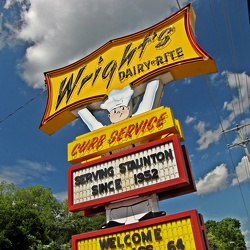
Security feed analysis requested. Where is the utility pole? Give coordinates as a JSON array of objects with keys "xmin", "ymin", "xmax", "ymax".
[{"xmin": 222, "ymin": 124, "xmax": 250, "ymax": 164}]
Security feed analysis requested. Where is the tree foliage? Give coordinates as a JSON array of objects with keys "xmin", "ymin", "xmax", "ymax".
[
  {"xmin": 0, "ymin": 181, "xmax": 247, "ymax": 250},
  {"xmin": 205, "ymin": 217, "xmax": 246, "ymax": 250},
  {"xmin": 0, "ymin": 181, "xmax": 105, "ymax": 250}
]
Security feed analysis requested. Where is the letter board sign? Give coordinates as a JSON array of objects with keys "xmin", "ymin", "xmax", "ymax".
[
  {"xmin": 68, "ymin": 135, "xmax": 196, "ymax": 213},
  {"xmin": 72, "ymin": 210, "xmax": 209, "ymax": 250}
]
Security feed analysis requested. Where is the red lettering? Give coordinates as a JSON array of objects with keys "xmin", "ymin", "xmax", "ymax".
[
  {"xmin": 117, "ymin": 126, "xmax": 127, "ymax": 141},
  {"xmin": 157, "ymin": 112, "xmax": 167, "ymax": 127},
  {"xmin": 79, "ymin": 139, "xmax": 90, "ymax": 153},
  {"xmin": 109, "ymin": 130, "xmax": 118, "ymax": 144},
  {"xmin": 97, "ymin": 134, "xmax": 106, "ymax": 148},
  {"xmin": 135, "ymin": 120, "xmax": 147, "ymax": 135},
  {"xmin": 71, "ymin": 143, "xmax": 80, "ymax": 156},
  {"xmin": 141, "ymin": 119, "xmax": 149, "ymax": 132},
  {"xmin": 147, "ymin": 116, "xmax": 157, "ymax": 130},
  {"xmin": 125, "ymin": 124, "xmax": 135, "ymax": 138},
  {"xmin": 71, "ymin": 134, "xmax": 107, "ymax": 157},
  {"xmin": 87, "ymin": 137, "xmax": 99, "ymax": 150}
]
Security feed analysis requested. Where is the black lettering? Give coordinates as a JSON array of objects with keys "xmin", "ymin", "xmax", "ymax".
[
  {"xmin": 108, "ymin": 166, "xmax": 114, "ymax": 176},
  {"xmin": 143, "ymin": 60, "xmax": 150, "ymax": 70},
  {"xmin": 115, "ymin": 178, "xmax": 122, "ymax": 190},
  {"xmin": 132, "ymin": 233, "xmax": 141, "ymax": 244},
  {"xmin": 109, "ymin": 237, "xmax": 116, "ymax": 248},
  {"xmin": 119, "ymin": 71, "xmax": 126, "ymax": 81},
  {"xmin": 137, "ymin": 64, "xmax": 144, "ymax": 73},
  {"xmin": 74, "ymin": 176, "xmax": 81, "ymax": 186},
  {"xmin": 176, "ymin": 239, "xmax": 185, "ymax": 250},
  {"xmin": 137, "ymin": 173, "xmax": 144, "ymax": 183},
  {"xmin": 92, "ymin": 185, "xmax": 98, "ymax": 196},
  {"xmin": 117, "ymin": 236, "xmax": 124, "ymax": 247},
  {"xmin": 163, "ymin": 52, "xmax": 169, "ymax": 63},
  {"xmin": 91, "ymin": 171, "xmax": 98, "ymax": 181},
  {"xmin": 176, "ymin": 47, "xmax": 184, "ymax": 57},
  {"xmin": 143, "ymin": 156, "xmax": 151, "ymax": 166},
  {"xmin": 56, "ymin": 66, "xmax": 86, "ymax": 110},
  {"xmin": 155, "ymin": 27, "xmax": 175, "ymax": 48},
  {"xmin": 167, "ymin": 240, "xmax": 176, "ymax": 250},
  {"xmin": 124, "ymin": 235, "xmax": 131, "ymax": 246},
  {"xmin": 150, "ymin": 153, "xmax": 157, "ymax": 164},
  {"xmin": 86, "ymin": 173, "xmax": 92, "ymax": 183},
  {"xmin": 138, "ymin": 34, "xmax": 151, "ymax": 58},
  {"xmin": 141, "ymin": 230, "xmax": 152, "ymax": 242},
  {"xmin": 133, "ymin": 66, "xmax": 137, "ymax": 75},
  {"xmin": 99, "ymin": 239, "xmax": 109, "ymax": 250},
  {"xmin": 154, "ymin": 228, "xmax": 162, "ymax": 240},
  {"xmin": 138, "ymin": 247, "xmax": 146, "ymax": 250},
  {"xmin": 135, "ymin": 158, "xmax": 143, "ymax": 168},
  {"xmin": 152, "ymin": 169, "xmax": 159, "ymax": 180},
  {"xmin": 99, "ymin": 182, "xmax": 108, "ymax": 194},
  {"xmin": 92, "ymin": 67, "xmax": 102, "ymax": 86},
  {"xmin": 144, "ymin": 170, "xmax": 151, "ymax": 182},
  {"xmin": 102, "ymin": 60, "xmax": 117, "ymax": 89},
  {"xmin": 125, "ymin": 68, "xmax": 133, "ymax": 78},
  {"xmin": 119, "ymin": 163, "xmax": 126, "ymax": 174},
  {"xmin": 167, "ymin": 50, "xmax": 175, "ymax": 60},
  {"xmin": 156, "ymin": 152, "xmax": 165, "ymax": 162},
  {"xmin": 165, "ymin": 149, "xmax": 174, "ymax": 161},
  {"xmin": 77, "ymin": 73, "xmax": 93, "ymax": 95},
  {"xmin": 99, "ymin": 168, "xmax": 107, "ymax": 179},
  {"xmin": 108, "ymin": 181, "xmax": 114, "ymax": 192},
  {"xmin": 119, "ymin": 43, "xmax": 137, "ymax": 70},
  {"xmin": 155, "ymin": 56, "xmax": 163, "ymax": 66}
]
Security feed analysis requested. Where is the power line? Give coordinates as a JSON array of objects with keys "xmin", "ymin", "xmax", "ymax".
[
  {"xmin": 223, "ymin": 124, "xmax": 250, "ymax": 163},
  {"xmin": 0, "ymin": 89, "xmax": 46, "ymax": 124},
  {"xmin": 207, "ymin": 0, "xmax": 250, "ymax": 225}
]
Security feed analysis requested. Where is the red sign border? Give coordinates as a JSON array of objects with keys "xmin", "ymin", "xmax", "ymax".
[
  {"xmin": 68, "ymin": 135, "xmax": 196, "ymax": 213},
  {"xmin": 72, "ymin": 209, "xmax": 209, "ymax": 250}
]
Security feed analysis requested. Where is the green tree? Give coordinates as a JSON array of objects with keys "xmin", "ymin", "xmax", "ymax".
[
  {"xmin": 205, "ymin": 218, "xmax": 246, "ymax": 250},
  {"xmin": 0, "ymin": 181, "xmax": 105, "ymax": 250}
]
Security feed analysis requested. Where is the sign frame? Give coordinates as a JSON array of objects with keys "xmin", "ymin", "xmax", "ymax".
[
  {"xmin": 67, "ymin": 106, "xmax": 184, "ymax": 164},
  {"xmin": 72, "ymin": 209, "xmax": 210, "ymax": 250},
  {"xmin": 39, "ymin": 4, "xmax": 217, "ymax": 135},
  {"xmin": 68, "ymin": 135, "xmax": 196, "ymax": 214}
]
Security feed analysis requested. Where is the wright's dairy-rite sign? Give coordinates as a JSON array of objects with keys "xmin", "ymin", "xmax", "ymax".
[
  {"xmin": 68, "ymin": 135, "xmax": 195, "ymax": 213},
  {"xmin": 40, "ymin": 4, "xmax": 217, "ymax": 135}
]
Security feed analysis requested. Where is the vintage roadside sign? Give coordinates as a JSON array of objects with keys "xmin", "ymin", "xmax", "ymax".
[
  {"xmin": 68, "ymin": 135, "xmax": 196, "ymax": 214},
  {"xmin": 40, "ymin": 4, "xmax": 217, "ymax": 135},
  {"xmin": 72, "ymin": 210, "xmax": 209, "ymax": 250},
  {"xmin": 67, "ymin": 106, "xmax": 184, "ymax": 164}
]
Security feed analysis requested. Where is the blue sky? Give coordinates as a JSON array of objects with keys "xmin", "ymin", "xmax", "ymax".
[{"xmin": 0, "ymin": 0, "xmax": 250, "ymax": 247}]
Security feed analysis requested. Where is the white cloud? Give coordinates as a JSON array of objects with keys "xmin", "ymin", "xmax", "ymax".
[
  {"xmin": 184, "ymin": 77, "xmax": 191, "ymax": 84},
  {"xmin": 4, "ymin": 0, "xmax": 27, "ymax": 9},
  {"xmin": 185, "ymin": 115, "xmax": 196, "ymax": 124},
  {"xmin": 243, "ymin": 229, "xmax": 250, "ymax": 236},
  {"xmin": 1, "ymin": 0, "xmax": 191, "ymax": 89},
  {"xmin": 223, "ymin": 71, "xmax": 250, "ymax": 120},
  {"xmin": 0, "ymin": 159, "xmax": 55, "ymax": 185},
  {"xmin": 196, "ymin": 164, "xmax": 228, "ymax": 195},
  {"xmin": 246, "ymin": 241, "xmax": 250, "ymax": 248},
  {"xmin": 194, "ymin": 71, "xmax": 250, "ymax": 150},
  {"xmin": 53, "ymin": 191, "xmax": 67, "ymax": 202},
  {"xmin": 231, "ymin": 156, "xmax": 250, "ymax": 186},
  {"xmin": 195, "ymin": 121, "xmax": 223, "ymax": 150}
]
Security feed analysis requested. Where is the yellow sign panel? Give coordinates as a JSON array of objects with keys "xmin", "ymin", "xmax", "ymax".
[
  {"xmin": 72, "ymin": 210, "xmax": 208, "ymax": 250},
  {"xmin": 40, "ymin": 4, "xmax": 217, "ymax": 134},
  {"xmin": 68, "ymin": 107, "xmax": 183, "ymax": 163},
  {"xmin": 79, "ymin": 220, "xmax": 194, "ymax": 250}
]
